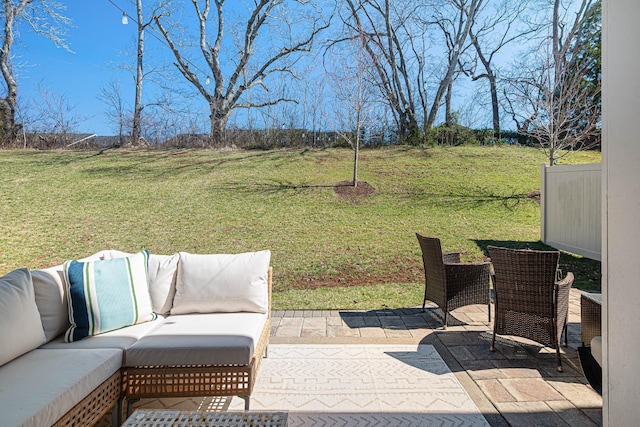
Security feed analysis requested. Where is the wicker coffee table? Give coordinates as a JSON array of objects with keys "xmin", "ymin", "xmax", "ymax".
[{"xmin": 122, "ymin": 409, "xmax": 288, "ymax": 427}]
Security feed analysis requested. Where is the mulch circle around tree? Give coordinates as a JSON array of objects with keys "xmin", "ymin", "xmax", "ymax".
[
  {"xmin": 527, "ymin": 190, "xmax": 541, "ymax": 203},
  {"xmin": 333, "ymin": 180, "xmax": 376, "ymax": 203}
]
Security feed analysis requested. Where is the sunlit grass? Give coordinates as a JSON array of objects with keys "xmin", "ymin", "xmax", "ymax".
[{"xmin": 0, "ymin": 145, "xmax": 602, "ymax": 310}]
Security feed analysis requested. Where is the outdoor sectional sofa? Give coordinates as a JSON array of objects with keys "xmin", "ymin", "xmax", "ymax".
[{"xmin": 0, "ymin": 249, "xmax": 272, "ymax": 427}]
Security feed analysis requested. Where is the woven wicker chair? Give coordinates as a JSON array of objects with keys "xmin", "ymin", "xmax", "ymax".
[
  {"xmin": 416, "ymin": 234, "xmax": 491, "ymax": 329},
  {"xmin": 487, "ymin": 246, "xmax": 574, "ymax": 372}
]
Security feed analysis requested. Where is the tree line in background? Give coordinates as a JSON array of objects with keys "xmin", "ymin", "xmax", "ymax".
[{"xmin": 1, "ymin": 0, "xmax": 600, "ymax": 165}]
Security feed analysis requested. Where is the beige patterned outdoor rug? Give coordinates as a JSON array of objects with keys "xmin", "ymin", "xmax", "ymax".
[{"xmin": 230, "ymin": 344, "xmax": 489, "ymax": 427}]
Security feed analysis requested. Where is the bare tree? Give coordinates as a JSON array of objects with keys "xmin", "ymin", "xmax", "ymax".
[
  {"xmin": 0, "ymin": 0, "xmax": 71, "ymax": 145},
  {"xmin": 504, "ymin": 0, "xmax": 600, "ymax": 165},
  {"xmin": 461, "ymin": 0, "xmax": 542, "ymax": 139},
  {"xmin": 122, "ymin": 0, "xmax": 170, "ymax": 145},
  {"xmin": 326, "ymin": 30, "xmax": 375, "ymax": 186},
  {"xmin": 428, "ymin": 0, "xmax": 483, "ymax": 129},
  {"xmin": 102, "ymin": 1, "xmax": 172, "ymax": 144},
  {"xmin": 304, "ymin": 80, "xmax": 326, "ymax": 147},
  {"xmin": 343, "ymin": 0, "xmax": 422, "ymax": 140},
  {"xmin": 31, "ymin": 81, "xmax": 85, "ymax": 147},
  {"xmin": 154, "ymin": 0, "xmax": 331, "ymax": 146},
  {"xmin": 343, "ymin": 0, "xmax": 482, "ymax": 142},
  {"xmin": 98, "ymin": 79, "xmax": 128, "ymax": 145},
  {"xmin": 146, "ymin": 94, "xmax": 207, "ymax": 146}
]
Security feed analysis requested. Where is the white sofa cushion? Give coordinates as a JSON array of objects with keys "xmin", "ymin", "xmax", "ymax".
[
  {"xmin": 31, "ymin": 251, "xmax": 112, "ymax": 342},
  {"xmin": 64, "ymin": 250, "xmax": 156, "ymax": 342},
  {"xmin": 171, "ymin": 250, "xmax": 271, "ymax": 315},
  {"xmin": 125, "ymin": 312, "xmax": 268, "ymax": 367},
  {"xmin": 147, "ymin": 253, "xmax": 180, "ymax": 315},
  {"xmin": 41, "ymin": 316, "xmax": 165, "ymax": 351},
  {"xmin": 0, "ymin": 348, "xmax": 121, "ymax": 427},
  {"xmin": 102, "ymin": 250, "xmax": 179, "ymax": 315},
  {"xmin": 0, "ymin": 268, "xmax": 46, "ymax": 366},
  {"xmin": 31, "ymin": 267, "xmax": 67, "ymax": 342}
]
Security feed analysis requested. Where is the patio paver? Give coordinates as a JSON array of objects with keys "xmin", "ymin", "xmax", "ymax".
[
  {"xmin": 499, "ymin": 378, "xmax": 565, "ymax": 401},
  {"xmin": 101, "ymin": 288, "xmax": 601, "ymax": 426}
]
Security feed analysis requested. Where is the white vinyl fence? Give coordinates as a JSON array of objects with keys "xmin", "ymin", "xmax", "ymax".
[{"xmin": 540, "ymin": 163, "xmax": 601, "ymax": 260}]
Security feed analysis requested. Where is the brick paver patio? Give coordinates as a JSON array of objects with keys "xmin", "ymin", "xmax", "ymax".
[{"xmin": 110, "ymin": 288, "xmax": 602, "ymax": 426}]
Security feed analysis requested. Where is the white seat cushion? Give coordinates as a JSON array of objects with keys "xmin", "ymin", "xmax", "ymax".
[
  {"xmin": 0, "ymin": 348, "xmax": 121, "ymax": 427},
  {"xmin": 41, "ymin": 316, "xmax": 165, "ymax": 351},
  {"xmin": 125, "ymin": 313, "xmax": 268, "ymax": 367}
]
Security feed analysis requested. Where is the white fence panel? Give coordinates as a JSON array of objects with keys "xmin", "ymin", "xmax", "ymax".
[{"xmin": 541, "ymin": 163, "xmax": 601, "ymax": 260}]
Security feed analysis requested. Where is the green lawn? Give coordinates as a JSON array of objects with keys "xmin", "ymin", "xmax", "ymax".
[{"xmin": 0, "ymin": 145, "xmax": 602, "ymax": 310}]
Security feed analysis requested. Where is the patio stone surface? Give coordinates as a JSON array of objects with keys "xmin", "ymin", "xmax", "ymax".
[
  {"xmin": 100, "ymin": 288, "xmax": 601, "ymax": 426},
  {"xmin": 494, "ymin": 401, "xmax": 575, "ymax": 426},
  {"xmin": 545, "ymin": 400, "xmax": 601, "ymax": 427},
  {"xmin": 476, "ymin": 379, "xmax": 518, "ymax": 403},
  {"xmin": 499, "ymin": 378, "xmax": 565, "ymax": 401}
]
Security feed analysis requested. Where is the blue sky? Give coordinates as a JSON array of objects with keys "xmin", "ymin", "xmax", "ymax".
[
  {"xmin": 16, "ymin": 1, "xmax": 169, "ymax": 136},
  {"xmin": 11, "ymin": 1, "xmax": 556, "ymax": 137},
  {"xmin": 15, "ymin": 1, "xmax": 328, "ymax": 137}
]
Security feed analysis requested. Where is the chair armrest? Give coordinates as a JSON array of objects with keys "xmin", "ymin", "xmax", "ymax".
[
  {"xmin": 443, "ymin": 252, "xmax": 461, "ymax": 263},
  {"xmin": 555, "ymin": 272, "xmax": 574, "ymax": 314},
  {"xmin": 555, "ymin": 271, "xmax": 574, "ymax": 291},
  {"xmin": 555, "ymin": 272, "xmax": 574, "ymax": 336}
]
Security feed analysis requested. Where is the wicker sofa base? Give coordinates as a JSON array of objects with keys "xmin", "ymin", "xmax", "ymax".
[
  {"xmin": 51, "ymin": 370, "xmax": 121, "ymax": 427},
  {"xmin": 581, "ymin": 292, "xmax": 602, "ymax": 346},
  {"xmin": 123, "ymin": 317, "xmax": 270, "ymax": 411},
  {"xmin": 48, "ymin": 318, "xmax": 269, "ymax": 427}
]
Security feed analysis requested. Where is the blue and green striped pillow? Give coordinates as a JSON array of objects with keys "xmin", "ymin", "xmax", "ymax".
[{"xmin": 63, "ymin": 250, "xmax": 157, "ymax": 342}]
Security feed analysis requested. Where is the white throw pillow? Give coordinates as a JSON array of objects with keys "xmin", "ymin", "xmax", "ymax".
[
  {"xmin": 31, "ymin": 251, "xmax": 108, "ymax": 342},
  {"xmin": 146, "ymin": 254, "xmax": 180, "ymax": 315},
  {"xmin": 0, "ymin": 269, "xmax": 46, "ymax": 366},
  {"xmin": 100, "ymin": 249, "xmax": 132, "ymax": 260},
  {"xmin": 31, "ymin": 266, "xmax": 68, "ymax": 342},
  {"xmin": 172, "ymin": 250, "xmax": 271, "ymax": 315},
  {"xmin": 101, "ymin": 250, "xmax": 179, "ymax": 315}
]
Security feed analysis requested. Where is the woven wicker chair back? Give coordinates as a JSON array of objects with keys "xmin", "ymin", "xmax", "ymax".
[
  {"xmin": 416, "ymin": 235, "xmax": 447, "ymax": 308},
  {"xmin": 488, "ymin": 246, "xmax": 561, "ymax": 347}
]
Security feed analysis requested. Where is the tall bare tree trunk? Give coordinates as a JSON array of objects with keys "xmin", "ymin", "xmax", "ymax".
[
  {"xmin": 488, "ymin": 72, "xmax": 499, "ymax": 138},
  {"xmin": 427, "ymin": 0, "xmax": 482, "ymax": 129},
  {"xmin": 0, "ymin": 1, "xmax": 21, "ymax": 144},
  {"xmin": 550, "ymin": 0, "xmax": 561, "ymax": 166},
  {"xmin": 209, "ymin": 106, "xmax": 229, "ymax": 146},
  {"xmin": 353, "ymin": 110, "xmax": 361, "ymax": 187},
  {"xmin": 464, "ymin": 0, "xmax": 546, "ymax": 141},
  {"xmin": 445, "ymin": 79, "xmax": 453, "ymax": 125},
  {"xmin": 470, "ymin": 33, "xmax": 500, "ymax": 138},
  {"xmin": 1, "ymin": 0, "xmax": 70, "ymax": 145},
  {"xmin": 132, "ymin": 0, "xmax": 145, "ymax": 145}
]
